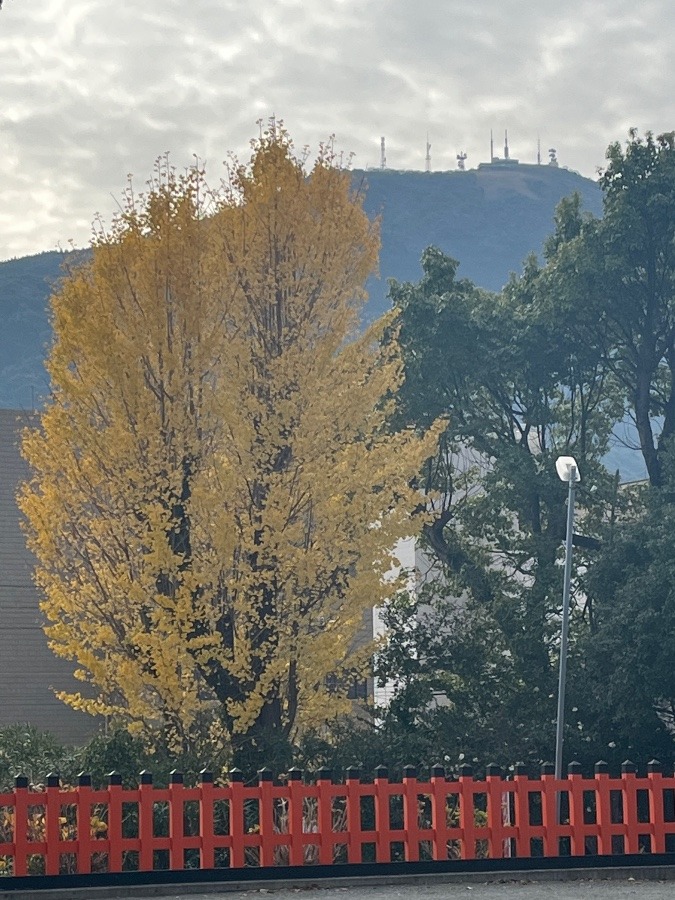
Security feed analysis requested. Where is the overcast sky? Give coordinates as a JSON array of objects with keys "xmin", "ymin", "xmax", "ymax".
[{"xmin": 1, "ymin": 0, "xmax": 672, "ymax": 261}]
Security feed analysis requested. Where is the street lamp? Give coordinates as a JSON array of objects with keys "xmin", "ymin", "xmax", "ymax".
[{"xmin": 554, "ymin": 455, "xmax": 580, "ymax": 815}]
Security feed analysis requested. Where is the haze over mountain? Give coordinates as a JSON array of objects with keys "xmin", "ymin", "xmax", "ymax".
[{"xmin": 0, "ymin": 162, "xmax": 603, "ymax": 412}]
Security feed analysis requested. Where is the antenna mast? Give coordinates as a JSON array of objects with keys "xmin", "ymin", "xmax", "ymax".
[
  {"xmin": 425, "ymin": 133, "xmax": 431, "ymax": 172},
  {"xmin": 537, "ymin": 135, "xmax": 541, "ymax": 165},
  {"xmin": 504, "ymin": 130, "xmax": 510, "ymax": 160},
  {"xmin": 380, "ymin": 136, "xmax": 386, "ymax": 170},
  {"xmin": 490, "ymin": 130, "xmax": 494, "ymax": 162}
]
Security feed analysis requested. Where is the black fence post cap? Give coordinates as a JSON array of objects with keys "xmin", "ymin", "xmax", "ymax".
[
  {"xmin": 314, "ymin": 766, "xmax": 331, "ymax": 782},
  {"xmin": 458, "ymin": 763, "xmax": 473, "ymax": 778},
  {"xmin": 648, "ymin": 759, "xmax": 662, "ymax": 773},
  {"xmin": 540, "ymin": 762, "xmax": 555, "ymax": 775},
  {"xmin": 403, "ymin": 765, "xmax": 417, "ymax": 779},
  {"xmin": 567, "ymin": 761, "xmax": 582, "ymax": 775},
  {"xmin": 107, "ymin": 770, "xmax": 122, "ymax": 786},
  {"xmin": 486, "ymin": 763, "xmax": 501, "ymax": 777},
  {"xmin": 430, "ymin": 764, "xmax": 446, "ymax": 779},
  {"xmin": 14, "ymin": 774, "xmax": 29, "ymax": 789},
  {"xmin": 77, "ymin": 772, "xmax": 92, "ymax": 787},
  {"xmin": 594, "ymin": 760, "xmax": 609, "ymax": 774},
  {"xmin": 46, "ymin": 772, "xmax": 60, "ymax": 788},
  {"xmin": 374, "ymin": 765, "xmax": 389, "ymax": 780},
  {"xmin": 345, "ymin": 766, "xmax": 361, "ymax": 781},
  {"xmin": 513, "ymin": 763, "xmax": 528, "ymax": 777},
  {"xmin": 139, "ymin": 769, "xmax": 153, "ymax": 785},
  {"xmin": 199, "ymin": 769, "xmax": 214, "ymax": 784},
  {"xmin": 258, "ymin": 767, "xmax": 274, "ymax": 783},
  {"xmin": 228, "ymin": 768, "xmax": 244, "ymax": 783},
  {"xmin": 287, "ymin": 767, "xmax": 304, "ymax": 782},
  {"xmin": 169, "ymin": 770, "xmax": 184, "ymax": 784},
  {"xmin": 621, "ymin": 759, "xmax": 637, "ymax": 774}
]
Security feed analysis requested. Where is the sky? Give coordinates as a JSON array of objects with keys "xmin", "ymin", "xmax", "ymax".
[{"xmin": 1, "ymin": 0, "xmax": 673, "ymax": 261}]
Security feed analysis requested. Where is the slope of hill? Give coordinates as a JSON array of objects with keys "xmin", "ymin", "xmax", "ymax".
[
  {"xmin": 358, "ymin": 163, "xmax": 603, "ymax": 318},
  {"xmin": 0, "ymin": 165, "xmax": 602, "ymax": 410},
  {"xmin": 0, "ymin": 250, "xmax": 69, "ymax": 410}
]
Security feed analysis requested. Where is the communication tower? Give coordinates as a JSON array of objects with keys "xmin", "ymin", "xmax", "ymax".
[
  {"xmin": 548, "ymin": 147, "xmax": 559, "ymax": 167},
  {"xmin": 380, "ymin": 137, "xmax": 386, "ymax": 170},
  {"xmin": 457, "ymin": 152, "xmax": 467, "ymax": 171},
  {"xmin": 425, "ymin": 134, "xmax": 431, "ymax": 172}
]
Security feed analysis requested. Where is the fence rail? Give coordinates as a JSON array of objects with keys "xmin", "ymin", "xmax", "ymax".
[{"xmin": 1, "ymin": 760, "xmax": 674, "ymax": 878}]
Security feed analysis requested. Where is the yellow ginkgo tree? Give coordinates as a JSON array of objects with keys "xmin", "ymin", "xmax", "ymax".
[{"xmin": 20, "ymin": 126, "xmax": 440, "ymax": 760}]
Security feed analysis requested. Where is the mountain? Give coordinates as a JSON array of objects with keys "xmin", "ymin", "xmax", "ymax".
[
  {"xmin": 358, "ymin": 163, "xmax": 603, "ymax": 318},
  {"xmin": 0, "ymin": 164, "xmax": 602, "ymax": 411},
  {"xmin": 0, "ymin": 250, "xmax": 69, "ymax": 410}
]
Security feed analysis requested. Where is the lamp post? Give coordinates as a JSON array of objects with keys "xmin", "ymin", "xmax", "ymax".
[{"xmin": 554, "ymin": 455, "xmax": 580, "ymax": 816}]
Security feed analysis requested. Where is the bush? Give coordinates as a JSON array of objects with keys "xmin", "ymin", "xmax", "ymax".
[{"xmin": 0, "ymin": 724, "xmax": 78, "ymax": 790}]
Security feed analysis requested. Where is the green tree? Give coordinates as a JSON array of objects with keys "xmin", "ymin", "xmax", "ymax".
[
  {"xmin": 20, "ymin": 127, "xmax": 439, "ymax": 762},
  {"xmin": 525, "ymin": 131, "xmax": 675, "ymax": 766},
  {"xmin": 370, "ymin": 130, "xmax": 675, "ymax": 769},
  {"xmin": 543, "ymin": 130, "xmax": 675, "ymax": 487},
  {"xmin": 575, "ymin": 465, "xmax": 675, "ymax": 768},
  {"xmin": 378, "ymin": 237, "xmax": 623, "ymax": 765}
]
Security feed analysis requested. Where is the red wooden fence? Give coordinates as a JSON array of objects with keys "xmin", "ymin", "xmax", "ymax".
[{"xmin": 0, "ymin": 760, "xmax": 674, "ymax": 878}]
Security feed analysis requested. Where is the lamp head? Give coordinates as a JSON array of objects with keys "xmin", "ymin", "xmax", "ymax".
[{"xmin": 556, "ymin": 455, "xmax": 581, "ymax": 483}]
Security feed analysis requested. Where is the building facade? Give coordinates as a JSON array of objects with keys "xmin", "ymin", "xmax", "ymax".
[{"xmin": 0, "ymin": 408, "xmax": 95, "ymax": 743}]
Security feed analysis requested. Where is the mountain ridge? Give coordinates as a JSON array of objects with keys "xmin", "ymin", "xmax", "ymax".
[{"xmin": 0, "ymin": 164, "xmax": 603, "ymax": 411}]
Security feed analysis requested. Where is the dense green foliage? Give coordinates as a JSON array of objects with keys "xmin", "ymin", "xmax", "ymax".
[
  {"xmin": 372, "ymin": 130, "xmax": 675, "ymax": 771},
  {"xmin": 541, "ymin": 130, "xmax": 675, "ymax": 488},
  {"xmin": 0, "ymin": 724, "xmax": 235, "ymax": 791}
]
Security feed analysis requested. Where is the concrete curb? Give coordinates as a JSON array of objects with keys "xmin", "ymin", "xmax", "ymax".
[{"xmin": 2, "ymin": 866, "xmax": 675, "ymax": 899}]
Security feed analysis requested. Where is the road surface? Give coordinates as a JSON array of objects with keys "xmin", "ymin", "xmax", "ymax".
[{"xmin": 134, "ymin": 878, "xmax": 675, "ymax": 899}]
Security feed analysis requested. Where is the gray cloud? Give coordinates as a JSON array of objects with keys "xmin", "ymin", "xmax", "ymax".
[{"xmin": 1, "ymin": 0, "xmax": 674, "ymax": 258}]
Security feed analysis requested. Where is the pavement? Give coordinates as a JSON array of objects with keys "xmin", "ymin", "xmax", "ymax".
[
  {"xmin": 5, "ymin": 871, "xmax": 675, "ymax": 900},
  {"xmin": 114, "ymin": 877, "xmax": 675, "ymax": 900}
]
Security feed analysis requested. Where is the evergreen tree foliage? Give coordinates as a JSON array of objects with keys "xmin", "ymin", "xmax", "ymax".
[
  {"xmin": 542, "ymin": 130, "xmax": 675, "ymax": 487},
  {"xmin": 376, "ymin": 202, "xmax": 632, "ymax": 764},
  {"xmin": 374, "ymin": 130, "xmax": 675, "ymax": 768}
]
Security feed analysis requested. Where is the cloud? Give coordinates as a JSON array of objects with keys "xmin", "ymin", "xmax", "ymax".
[{"xmin": 1, "ymin": 0, "xmax": 674, "ymax": 258}]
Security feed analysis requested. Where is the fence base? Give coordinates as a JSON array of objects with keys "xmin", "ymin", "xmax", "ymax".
[{"xmin": 3, "ymin": 854, "xmax": 675, "ymax": 899}]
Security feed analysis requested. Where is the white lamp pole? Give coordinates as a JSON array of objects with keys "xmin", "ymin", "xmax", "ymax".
[{"xmin": 554, "ymin": 455, "xmax": 580, "ymax": 816}]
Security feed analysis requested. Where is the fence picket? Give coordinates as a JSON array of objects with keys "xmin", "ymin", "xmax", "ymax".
[
  {"xmin": 485, "ymin": 765, "xmax": 503, "ymax": 859},
  {"xmin": 316, "ymin": 767, "xmax": 334, "ymax": 866},
  {"xmin": 106, "ymin": 772, "xmax": 123, "ymax": 873},
  {"xmin": 648, "ymin": 760, "xmax": 666, "ymax": 854},
  {"xmin": 402, "ymin": 765, "xmax": 420, "ymax": 862},
  {"xmin": 228, "ymin": 769, "xmax": 245, "ymax": 869},
  {"xmin": 198, "ymin": 770, "xmax": 215, "ymax": 870},
  {"xmin": 621, "ymin": 761, "xmax": 639, "ymax": 854},
  {"xmin": 595, "ymin": 761, "xmax": 612, "ymax": 856},
  {"xmin": 169, "ymin": 771, "xmax": 185, "ymax": 871},
  {"xmin": 458, "ymin": 764, "xmax": 476, "ymax": 860},
  {"xmin": 513, "ymin": 763, "xmax": 531, "ymax": 857},
  {"xmin": 76, "ymin": 773, "xmax": 93, "ymax": 874}
]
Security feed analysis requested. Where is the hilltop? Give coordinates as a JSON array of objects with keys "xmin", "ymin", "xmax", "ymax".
[
  {"xmin": 358, "ymin": 163, "xmax": 603, "ymax": 318},
  {"xmin": 0, "ymin": 164, "xmax": 602, "ymax": 410}
]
